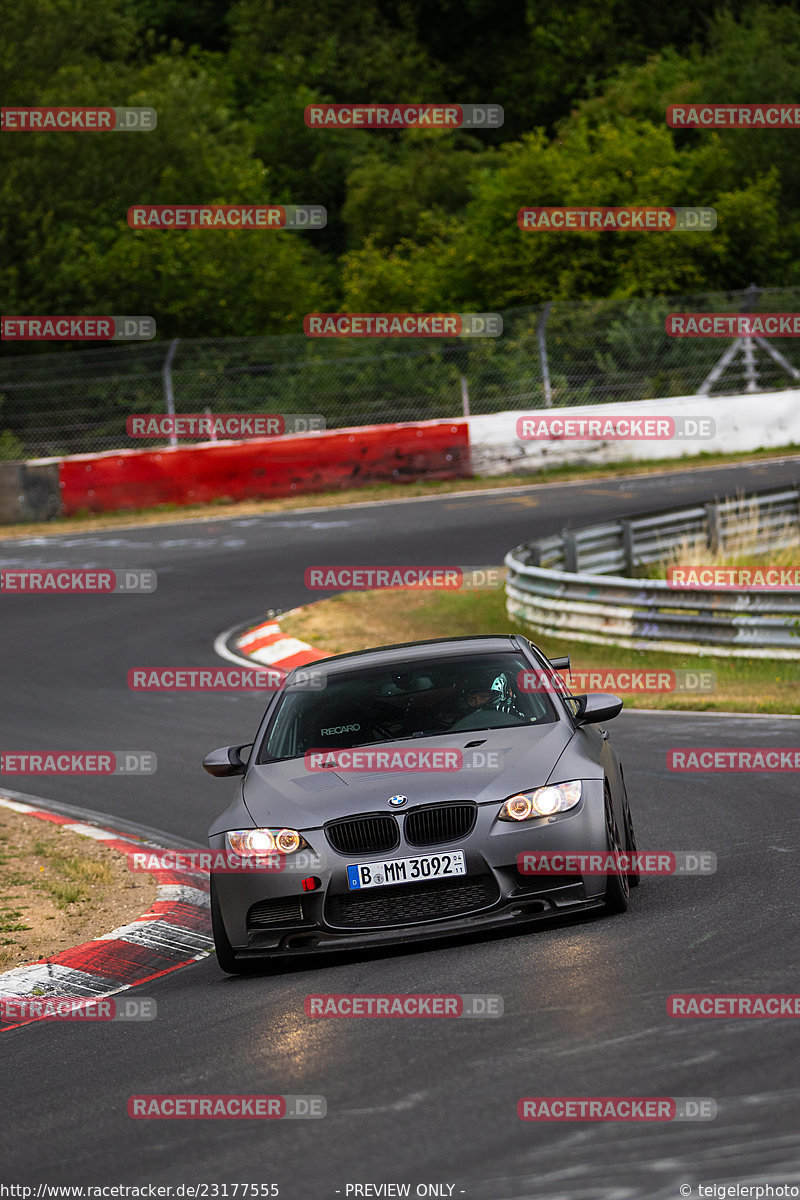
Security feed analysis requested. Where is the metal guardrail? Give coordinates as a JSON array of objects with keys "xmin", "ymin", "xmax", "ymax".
[{"xmin": 505, "ymin": 487, "xmax": 800, "ymax": 658}]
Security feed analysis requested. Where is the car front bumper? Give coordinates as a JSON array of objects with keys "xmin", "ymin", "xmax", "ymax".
[{"xmin": 210, "ymin": 779, "xmax": 612, "ymax": 959}]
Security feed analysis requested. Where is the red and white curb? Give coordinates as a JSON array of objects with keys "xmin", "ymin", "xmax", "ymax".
[
  {"xmin": 0, "ymin": 795, "xmax": 212, "ymax": 1030},
  {"xmin": 234, "ymin": 612, "xmax": 328, "ymax": 672}
]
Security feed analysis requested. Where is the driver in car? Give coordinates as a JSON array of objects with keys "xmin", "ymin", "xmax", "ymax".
[{"xmin": 440, "ymin": 668, "xmax": 527, "ymax": 727}]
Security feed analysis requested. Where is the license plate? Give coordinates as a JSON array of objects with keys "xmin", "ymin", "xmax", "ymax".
[{"xmin": 347, "ymin": 850, "xmax": 466, "ymax": 890}]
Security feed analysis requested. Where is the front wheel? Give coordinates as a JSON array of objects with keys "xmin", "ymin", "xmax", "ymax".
[
  {"xmin": 603, "ymin": 787, "xmax": 630, "ymax": 914},
  {"xmin": 623, "ymin": 797, "xmax": 640, "ymax": 888}
]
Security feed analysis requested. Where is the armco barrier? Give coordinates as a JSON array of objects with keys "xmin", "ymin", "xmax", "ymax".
[
  {"xmin": 52, "ymin": 421, "xmax": 470, "ymax": 515},
  {"xmin": 0, "ymin": 461, "xmax": 61, "ymax": 523},
  {"xmin": 505, "ymin": 486, "xmax": 800, "ymax": 658}
]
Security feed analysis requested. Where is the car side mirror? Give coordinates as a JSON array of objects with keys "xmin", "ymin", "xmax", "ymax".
[
  {"xmin": 573, "ymin": 693, "xmax": 623, "ymax": 726},
  {"xmin": 202, "ymin": 744, "xmax": 252, "ymax": 777}
]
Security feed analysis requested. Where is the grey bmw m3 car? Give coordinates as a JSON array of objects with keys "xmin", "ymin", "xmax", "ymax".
[{"xmin": 204, "ymin": 635, "xmax": 638, "ymax": 973}]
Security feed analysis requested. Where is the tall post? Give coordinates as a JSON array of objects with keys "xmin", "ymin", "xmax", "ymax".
[
  {"xmin": 742, "ymin": 284, "xmax": 759, "ymax": 393},
  {"xmin": 537, "ymin": 302, "xmax": 553, "ymax": 407},
  {"xmin": 162, "ymin": 338, "xmax": 180, "ymax": 448},
  {"xmin": 742, "ymin": 337, "xmax": 758, "ymax": 392}
]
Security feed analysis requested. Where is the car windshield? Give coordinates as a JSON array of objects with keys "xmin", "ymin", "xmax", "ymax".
[{"xmin": 259, "ymin": 652, "xmax": 557, "ymax": 762}]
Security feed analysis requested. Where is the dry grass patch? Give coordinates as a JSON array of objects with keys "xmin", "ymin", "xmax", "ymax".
[
  {"xmin": 647, "ymin": 498, "xmax": 800, "ymax": 578},
  {"xmin": 282, "ymin": 587, "xmax": 503, "ymax": 656},
  {"xmin": 0, "ymin": 806, "xmax": 158, "ymax": 971}
]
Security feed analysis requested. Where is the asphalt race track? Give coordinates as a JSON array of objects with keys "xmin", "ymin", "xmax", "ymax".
[{"xmin": 2, "ymin": 459, "xmax": 799, "ymax": 1199}]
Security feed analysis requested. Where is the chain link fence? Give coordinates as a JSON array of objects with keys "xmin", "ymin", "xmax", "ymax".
[{"xmin": 2, "ymin": 287, "xmax": 800, "ymax": 460}]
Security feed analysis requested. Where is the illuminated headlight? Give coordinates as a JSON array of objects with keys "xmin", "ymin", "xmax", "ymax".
[
  {"xmin": 226, "ymin": 828, "xmax": 307, "ymax": 855},
  {"xmin": 499, "ymin": 780, "xmax": 582, "ymax": 821}
]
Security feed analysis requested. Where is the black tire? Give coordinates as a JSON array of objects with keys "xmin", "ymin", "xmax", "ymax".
[
  {"xmin": 210, "ymin": 877, "xmax": 262, "ymax": 975},
  {"xmin": 623, "ymin": 797, "xmax": 640, "ymax": 888},
  {"xmin": 603, "ymin": 786, "xmax": 630, "ymax": 914}
]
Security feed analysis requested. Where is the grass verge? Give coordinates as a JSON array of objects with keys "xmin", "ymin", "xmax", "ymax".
[{"xmin": 0, "ymin": 805, "xmax": 157, "ymax": 971}]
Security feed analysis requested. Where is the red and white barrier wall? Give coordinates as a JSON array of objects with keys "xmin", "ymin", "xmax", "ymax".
[
  {"xmin": 466, "ymin": 390, "xmax": 800, "ymax": 475},
  {"xmin": 8, "ymin": 390, "xmax": 800, "ymax": 521},
  {"xmin": 48, "ymin": 420, "xmax": 470, "ymax": 516}
]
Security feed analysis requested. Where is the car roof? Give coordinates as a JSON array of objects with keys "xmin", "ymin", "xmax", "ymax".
[{"xmin": 286, "ymin": 634, "xmax": 530, "ymax": 679}]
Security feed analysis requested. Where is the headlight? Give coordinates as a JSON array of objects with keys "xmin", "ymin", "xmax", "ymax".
[
  {"xmin": 499, "ymin": 780, "xmax": 582, "ymax": 821},
  {"xmin": 226, "ymin": 828, "xmax": 307, "ymax": 855}
]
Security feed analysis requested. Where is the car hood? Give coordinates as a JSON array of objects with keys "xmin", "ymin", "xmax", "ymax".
[{"xmin": 241, "ymin": 722, "xmax": 594, "ymax": 829}]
